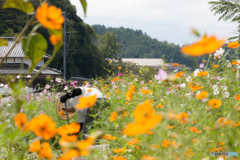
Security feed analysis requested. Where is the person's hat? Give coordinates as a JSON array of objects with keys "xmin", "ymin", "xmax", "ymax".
[{"xmin": 56, "ymin": 99, "xmax": 76, "ymax": 120}]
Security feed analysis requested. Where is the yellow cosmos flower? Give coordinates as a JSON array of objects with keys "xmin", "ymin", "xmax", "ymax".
[{"xmin": 181, "ymin": 35, "xmax": 225, "ymax": 56}]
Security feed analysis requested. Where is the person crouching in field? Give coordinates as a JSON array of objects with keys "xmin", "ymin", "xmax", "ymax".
[{"xmin": 58, "ymin": 87, "xmax": 107, "ymax": 136}]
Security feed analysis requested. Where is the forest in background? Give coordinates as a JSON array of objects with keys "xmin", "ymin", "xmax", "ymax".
[
  {"xmin": 2, "ymin": 0, "xmax": 230, "ymax": 79},
  {"xmin": 93, "ymin": 25, "xmax": 198, "ymax": 68}
]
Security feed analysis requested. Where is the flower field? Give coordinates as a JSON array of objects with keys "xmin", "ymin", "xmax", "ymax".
[
  {"xmin": 1, "ymin": 43, "xmax": 240, "ymax": 159},
  {"xmin": 1, "ymin": 0, "xmax": 240, "ymax": 159}
]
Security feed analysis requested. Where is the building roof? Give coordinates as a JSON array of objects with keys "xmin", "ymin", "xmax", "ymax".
[
  {"xmin": 0, "ymin": 63, "xmax": 62, "ymax": 75},
  {"xmin": 0, "ymin": 38, "xmax": 49, "ymax": 58},
  {"xmin": 122, "ymin": 58, "xmax": 164, "ymax": 67}
]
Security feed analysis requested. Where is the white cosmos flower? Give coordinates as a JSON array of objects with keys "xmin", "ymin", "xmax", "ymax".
[
  {"xmin": 194, "ymin": 69, "xmax": 202, "ymax": 77},
  {"xmin": 214, "ymin": 48, "xmax": 224, "ymax": 60},
  {"xmin": 223, "ymin": 92, "xmax": 229, "ymax": 98},
  {"xmin": 212, "ymin": 85, "xmax": 218, "ymax": 90},
  {"xmin": 213, "ymin": 89, "xmax": 219, "ymax": 95},
  {"xmin": 186, "ymin": 76, "xmax": 192, "ymax": 82}
]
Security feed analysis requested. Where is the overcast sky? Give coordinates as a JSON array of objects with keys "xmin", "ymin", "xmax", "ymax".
[{"xmin": 70, "ymin": 0, "xmax": 238, "ymax": 45}]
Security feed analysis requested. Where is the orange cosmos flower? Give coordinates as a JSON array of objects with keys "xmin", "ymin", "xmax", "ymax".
[
  {"xmin": 59, "ymin": 135, "xmax": 78, "ymax": 145},
  {"xmin": 113, "ymin": 156, "xmax": 128, "ymax": 160},
  {"xmin": 197, "ymin": 71, "xmax": 208, "ymax": 77},
  {"xmin": 162, "ymin": 139, "xmax": 170, "ymax": 148},
  {"xmin": 189, "ymin": 82, "xmax": 204, "ymax": 92},
  {"xmin": 58, "ymin": 149, "xmax": 80, "ymax": 160},
  {"xmin": 49, "ymin": 34, "xmax": 62, "ymax": 45},
  {"xmin": 28, "ymin": 114, "xmax": 57, "ymax": 140},
  {"xmin": 122, "ymin": 101, "xmax": 162, "ymax": 136},
  {"xmin": 232, "ymin": 60, "xmax": 240, "ymax": 65},
  {"xmin": 213, "ymin": 64, "xmax": 219, "ymax": 68},
  {"xmin": 110, "ymin": 112, "xmax": 117, "ymax": 122},
  {"xmin": 75, "ymin": 95, "xmax": 98, "ymax": 110},
  {"xmin": 113, "ymin": 147, "xmax": 126, "ymax": 153},
  {"xmin": 30, "ymin": 141, "xmax": 53, "ymax": 160},
  {"xmin": 189, "ymin": 127, "xmax": 202, "ymax": 133},
  {"xmin": 196, "ymin": 90, "xmax": 208, "ymax": 99},
  {"xmin": 29, "ymin": 140, "xmax": 41, "ymax": 152},
  {"xmin": 133, "ymin": 101, "xmax": 156, "ymax": 123},
  {"xmin": 57, "ymin": 122, "xmax": 81, "ymax": 136},
  {"xmin": 155, "ymin": 104, "xmax": 164, "ymax": 108},
  {"xmin": 36, "ymin": 3, "xmax": 64, "ymax": 30},
  {"xmin": 118, "ymin": 66, "xmax": 122, "ymax": 69},
  {"xmin": 141, "ymin": 88, "xmax": 153, "ymax": 94},
  {"xmin": 228, "ymin": 41, "xmax": 239, "ymax": 49},
  {"xmin": 176, "ymin": 71, "xmax": 184, "ymax": 78},
  {"xmin": 209, "ymin": 98, "xmax": 222, "ymax": 109},
  {"xmin": 173, "ymin": 63, "xmax": 179, "ymax": 67},
  {"xmin": 218, "ymin": 117, "xmax": 226, "ymax": 126},
  {"xmin": 176, "ymin": 112, "xmax": 189, "ymax": 124},
  {"xmin": 102, "ymin": 134, "xmax": 117, "ymax": 140},
  {"xmin": 77, "ymin": 137, "xmax": 95, "ymax": 156},
  {"xmin": 181, "ymin": 35, "xmax": 225, "ymax": 56},
  {"xmin": 111, "ymin": 76, "xmax": 120, "ymax": 82},
  {"xmin": 235, "ymin": 95, "xmax": 240, "ymax": 100},
  {"xmin": 109, "ymin": 60, "xmax": 112, "ymax": 64},
  {"xmin": 128, "ymin": 138, "xmax": 140, "ymax": 145},
  {"xmin": 14, "ymin": 112, "xmax": 27, "ymax": 130},
  {"xmin": 38, "ymin": 142, "xmax": 53, "ymax": 160},
  {"xmin": 126, "ymin": 85, "xmax": 135, "ymax": 101},
  {"xmin": 142, "ymin": 155, "xmax": 157, "ymax": 160}
]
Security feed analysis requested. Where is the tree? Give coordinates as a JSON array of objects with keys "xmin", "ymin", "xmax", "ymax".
[
  {"xmin": 97, "ymin": 32, "xmax": 121, "ymax": 59},
  {"xmin": 209, "ymin": 0, "xmax": 240, "ymax": 40}
]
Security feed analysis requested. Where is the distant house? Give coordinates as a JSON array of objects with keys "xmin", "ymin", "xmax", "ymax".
[
  {"xmin": 121, "ymin": 58, "xmax": 191, "ymax": 71},
  {"xmin": 0, "ymin": 37, "xmax": 62, "ymax": 88},
  {"xmin": 121, "ymin": 58, "xmax": 164, "ymax": 67}
]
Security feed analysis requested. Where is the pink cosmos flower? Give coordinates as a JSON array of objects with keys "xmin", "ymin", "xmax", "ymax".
[
  {"xmin": 118, "ymin": 72, "xmax": 123, "ymax": 77},
  {"xmin": 155, "ymin": 69, "xmax": 168, "ymax": 81}
]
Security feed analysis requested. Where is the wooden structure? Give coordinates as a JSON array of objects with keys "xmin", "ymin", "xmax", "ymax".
[{"xmin": 0, "ymin": 37, "xmax": 62, "ymax": 88}]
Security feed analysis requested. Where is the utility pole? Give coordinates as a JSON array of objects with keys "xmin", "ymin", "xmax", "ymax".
[{"xmin": 63, "ymin": 11, "xmax": 67, "ymax": 81}]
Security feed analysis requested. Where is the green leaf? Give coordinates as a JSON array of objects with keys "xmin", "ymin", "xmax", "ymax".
[
  {"xmin": 0, "ymin": 39, "xmax": 8, "ymax": 46},
  {"xmin": 2, "ymin": 0, "xmax": 34, "ymax": 14},
  {"xmin": 22, "ymin": 33, "xmax": 48, "ymax": 73},
  {"xmin": 80, "ymin": 0, "xmax": 87, "ymax": 17}
]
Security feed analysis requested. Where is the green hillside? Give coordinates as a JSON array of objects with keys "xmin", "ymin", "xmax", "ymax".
[{"xmin": 93, "ymin": 25, "xmax": 197, "ymax": 68}]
